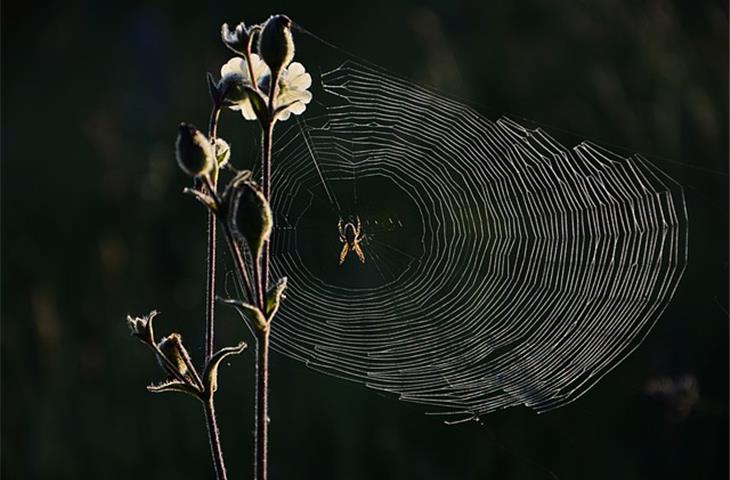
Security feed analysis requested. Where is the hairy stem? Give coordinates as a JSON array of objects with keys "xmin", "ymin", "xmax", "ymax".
[
  {"xmin": 220, "ymin": 223, "xmax": 255, "ymax": 304},
  {"xmin": 254, "ymin": 79, "xmax": 277, "ymax": 480},
  {"xmin": 204, "ymin": 398, "xmax": 228, "ymax": 480},
  {"xmin": 261, "ymin": 121, "xmax": 273, "ymax": 291},
  {"xmin": 205, "ymin": 106, "xmax": 221, "ymax": 363},
  {"xmin": 255, "ymin": 328, "xmax": 270, "ymax": 480}
]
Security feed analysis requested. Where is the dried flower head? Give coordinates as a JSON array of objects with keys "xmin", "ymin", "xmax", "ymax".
[
  {"xmin": 157, "ymin": 333, "xmax": 195, "ymax": 382},
  {"xmin": 221, "ymin": 22, "xmax": 256, "ymax": 56},
  {"xmin": 127, "ymin": 310, "xmax": 158, "ymax": 345}
]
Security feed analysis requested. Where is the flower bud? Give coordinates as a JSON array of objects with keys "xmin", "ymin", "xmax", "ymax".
[
  {"xmin": 228, "ymin": 180, "xmax": 272, "ymax": 260},
  {"xmin": 157, "ymin": 333, "xmax": 194, "ymax": 381},
  {"xmin": 257, "ymin": 14, "xmax": 294, "ymax": 77},
  {"xmin": 175, "ymin": 123, "xmax": 214, "ymax": 178}
]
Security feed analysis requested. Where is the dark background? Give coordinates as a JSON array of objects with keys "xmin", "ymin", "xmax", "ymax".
[{"xmin": 2, "ymin": 1, "xmax": 728, "ymax": 479}]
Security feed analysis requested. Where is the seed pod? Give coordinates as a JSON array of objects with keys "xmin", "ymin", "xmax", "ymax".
[
  {"xmin": 228, "ymin": 180, "xmax": 272, "ymax": 261},
  {"xmin": 175, "ymin": 123, "xmax": 214, "ymax": 178},
  {"xmin": 157, "ymin": 333, "xmax": 194, "ymax": 381},
  {"xmin": 257, "ymin": 14, "xmax": 294, "ymax": 77},
  {"xmin": 126, "ymin": 310, "xmax": 158, "ymax": 345}
]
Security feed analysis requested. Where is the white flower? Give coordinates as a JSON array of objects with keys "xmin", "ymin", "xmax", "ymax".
[
  {"xmin": 275, "ymin": 62, "xmax": 312, "ymax": 121},
  {"xmin": 220, "ymin": 54, "xmax": 312, "ymax": 122}
]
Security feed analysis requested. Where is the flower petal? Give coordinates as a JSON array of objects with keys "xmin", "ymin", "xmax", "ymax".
[
  {"xmin": 284, "ymin": 63, "xmax": 312, "ymax": 90},
  {"xmin": 240, "ymin": 100, "xmax": 258, "ymax": 120},
  {"xmin": 221, "ymin": 57, "xmax": 246, "ymax": 79}
]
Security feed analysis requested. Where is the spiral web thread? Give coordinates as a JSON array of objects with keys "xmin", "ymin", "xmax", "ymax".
[{"xmin": 263, "ymin": 58, "xmax": 688, "ymax": 422}]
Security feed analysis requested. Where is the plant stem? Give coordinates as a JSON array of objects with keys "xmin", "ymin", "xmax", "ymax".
[
  {"xmin": 205, "ymin": 106, "xmax": 221, "ymax": 363},
  {"xmin": 255, "ymin": 328, "xmax": 270, "ymax": 480},
  {"xmin": 220, "ymin": 223, "xmax": 255, "ymax": 304},
  {"xmin": 204, "ymin": 397, "xmax": 229, "ymax": 480},
  {"xmin": 261, "ymin": 121, "xmax": 273, "ymax": 291},
  {"xmin": 254, "ymin": 82, "xmax": 276, "ymax": 480}
]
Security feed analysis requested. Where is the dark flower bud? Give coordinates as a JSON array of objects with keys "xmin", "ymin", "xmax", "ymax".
[
  {"xmin": 227, "ymin": 180, "xmax": 272, "ymax": 260},
  {"xmin": 175, "ymin": 123, "xmax": 214, "ymax": 178},
  {"xmin": 257, "ymin": 14, "xmax": 294, "ymax": 77},
  {"xmin": 221, "ymin": 22, "xmax": 253, "ymax": 56}
]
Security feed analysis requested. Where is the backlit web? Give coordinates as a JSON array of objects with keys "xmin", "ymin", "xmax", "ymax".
[{"xmin": 261, "ymin": 48, "xmax": 688, "ymax": 422}]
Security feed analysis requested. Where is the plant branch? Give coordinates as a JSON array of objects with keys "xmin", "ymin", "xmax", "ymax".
[
  {"xmin": 255, "ymin": 327, "xmax": 270, "ymax": 480},
  {"xmin": 220, "ymin": 222, "xmax": 256, "ymax": 305},
  {"xmin": 204, "ymin": 105, "xmax": 222, "ymax": 364},
  {"xmin": 253, "ymin": 74, "xmax": 277, "ymax": 480},
  {"xmin": 204, "ymin": 398, "xmax": 229, "ymax": 480}
]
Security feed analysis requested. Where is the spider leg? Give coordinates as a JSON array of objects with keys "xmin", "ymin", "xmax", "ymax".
[
  {"xmin": 339, "ymin": 243, "xmax": 350, "ymax": 265},
  {"xmin": 353, "ymin": 243, "xmax": 366, "ymax": 263},
  {"xmin": 356, "ymin": 216, "xmax": 361, "ymax": 233},
  {"xmin": 337, "ymin": 218, "xmax": 344, "ymax": 237}
]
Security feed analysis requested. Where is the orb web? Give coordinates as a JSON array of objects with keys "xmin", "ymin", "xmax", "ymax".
[{"xmin": 261, "ymin": 56, "xmax": 687, "ymax": 421}]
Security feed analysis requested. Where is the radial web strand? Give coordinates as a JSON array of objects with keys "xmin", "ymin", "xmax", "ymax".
[{"xmin": 259, "ymin": 56, "xmax": 687, "ymax": 422}]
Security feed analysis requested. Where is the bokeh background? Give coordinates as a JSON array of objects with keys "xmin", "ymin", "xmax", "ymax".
[{"xmin": 2, "ymin": 1, "xmax": 728, "ymax": 479}]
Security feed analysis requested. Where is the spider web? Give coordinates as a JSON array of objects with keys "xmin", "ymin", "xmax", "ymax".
[{"xmin": 260, "ymin": 45, "xmax": 688, "ymax": 422}]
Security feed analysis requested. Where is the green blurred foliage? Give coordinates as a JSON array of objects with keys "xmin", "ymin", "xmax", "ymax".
[{"xmin": 2, "ymin": 0, "xmax": 727, "ymax": 479}]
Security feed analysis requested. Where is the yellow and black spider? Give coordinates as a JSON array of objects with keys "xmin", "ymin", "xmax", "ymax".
[{"xmin": 338, "ymin": 217, "xmax": 365, "ymax": 264}]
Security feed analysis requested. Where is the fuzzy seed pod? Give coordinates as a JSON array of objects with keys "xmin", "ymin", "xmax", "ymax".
[
  {"xmin": 157, "ymin": 333, "xmax": 194, "ymax": 381},
  {"xmin": 257, "ymin": 14, "xmax": 294, "ymax": 77},
  {"xmin": 228, "ymin": 180, "xmax": 272, "ymax": 260},
  {"xmin": 175, "ymin": 123, "xmax": 214, "ymax": 178}
]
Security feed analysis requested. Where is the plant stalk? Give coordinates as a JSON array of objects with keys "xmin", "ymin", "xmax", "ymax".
[
  {"xmin": 255, "ymin": 328, "xmax": 270, "ymax": 480},
  {"xmin": 205, "ymin": 106, "xmax": 221, "ymax": 363},
  {"xmin": 261, "ymin": 121, "xmax": 273, "ymax": 291},
  {"xmin": 204, "ymin": 398, "xmax": 228, "ymax": 480},
  {"xmin": 254, "ymin": 81, "xmax": 276, "ymax": 480}
]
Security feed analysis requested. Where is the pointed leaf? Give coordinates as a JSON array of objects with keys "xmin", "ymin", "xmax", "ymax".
[
  {"xmin": 243, "ymin": 86, "xmax": 269, "ymax": 124},
  {"xmin": 207, "ymin": 72, "xmax": 220, "ymax": 105},
  {"xmin": 265, "ymin": 277, "xmax": 287, "ymax": 319},
  {"xmin": 217, "ymin": 297, "xmax": 267, "ymax": 331},
  {"xmin": 203, "ymin": 342, "xmax": 247, "ymax": 396},
  {"xmin": 183, "ymin": 187, "xmax": 217, "ymax": 211},
  {"xmin": 147, "ymin": 380, "xmax": 201, "ymax": 399}
]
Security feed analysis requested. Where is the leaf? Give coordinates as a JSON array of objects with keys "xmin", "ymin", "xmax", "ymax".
[
  {"xmin": 203, "ymin": 342, "xmax": 248, "ymax": 396},
  {"xmin": 147, "ymin": 380, "xmax": 201, "ymax": 400},
  {"xmin": 183, "ymin": 187, "xmax": 217, "ymax": 211},
  {"xmin": 214, "ymin": 138, "xmax": 231, "ymax": 168},
  {"xmin": 218, "ymin": 297, "xmax": 267, "ymax": 332},
  {"xmin": 243, "ymin": 86, "xmax": 269, "ymax": 124},
  {"xmin": 265, "ymin": 277, "xmax": 288, "ymax": 319},
  {"xmin": 206, "ymin": 72, "xmax": 220, "ymax": 105}
]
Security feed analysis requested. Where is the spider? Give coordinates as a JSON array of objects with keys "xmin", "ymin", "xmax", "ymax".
[{"xmin": 338, "ymin": 216, "xmax": 365, "ymax": 265}]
